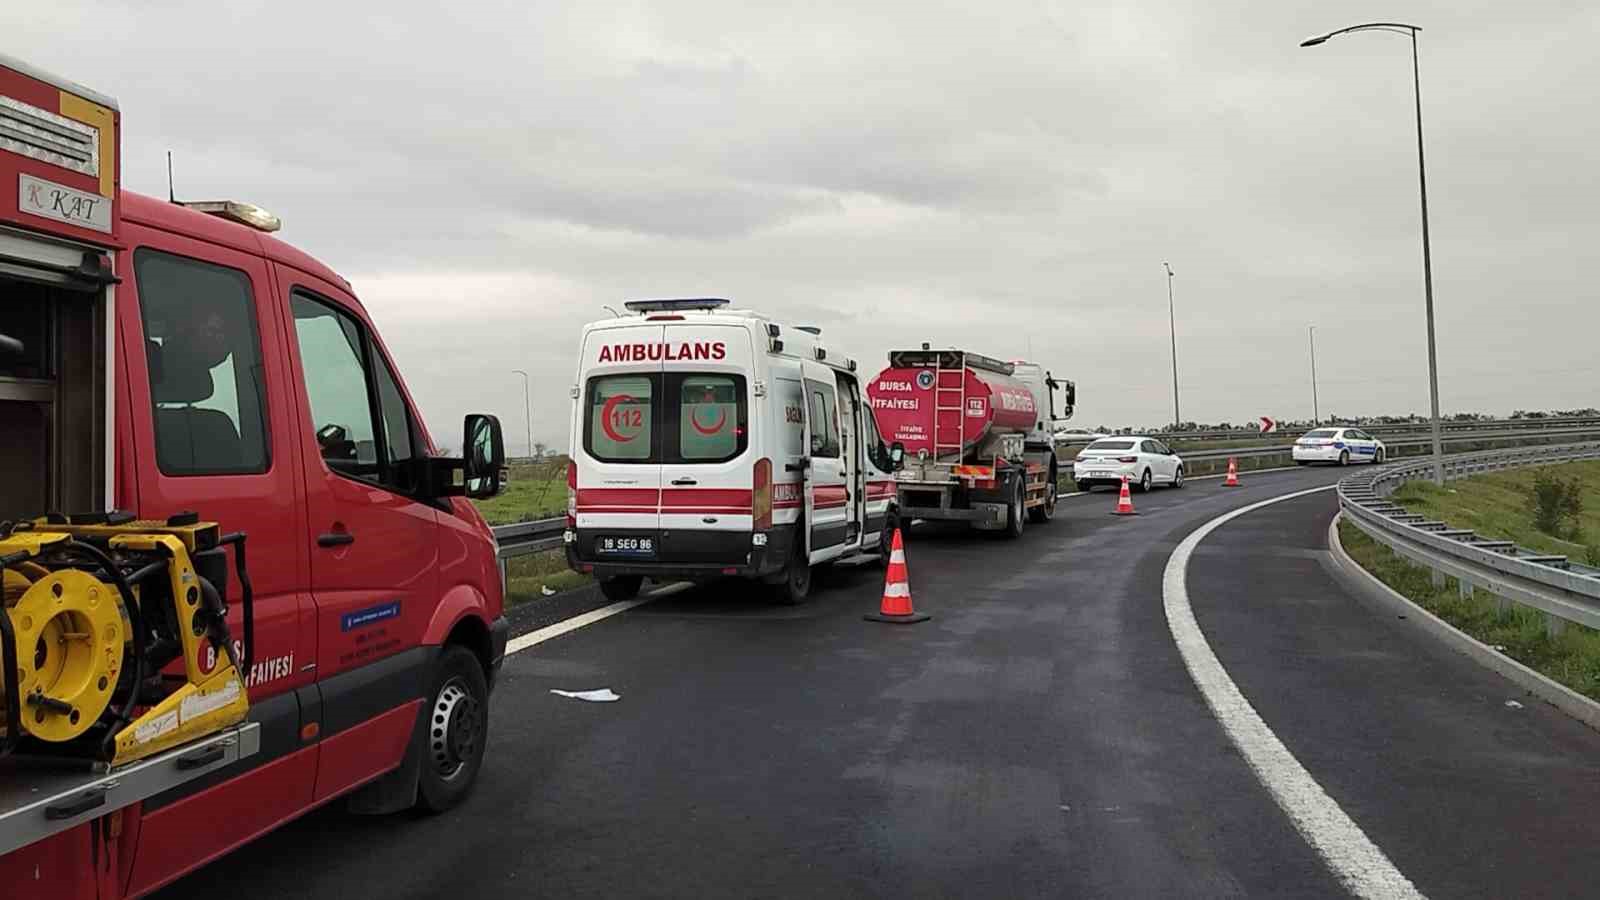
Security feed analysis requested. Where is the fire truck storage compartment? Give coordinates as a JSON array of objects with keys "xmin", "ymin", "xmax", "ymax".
[{"xmin": 0, "ymin": 267, "xmax": 106, "ymax": 522}]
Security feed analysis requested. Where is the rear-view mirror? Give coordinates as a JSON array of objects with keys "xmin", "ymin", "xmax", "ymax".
[
  {"xmin": 890, "ymin": 442, "xmax": 905, "ymax": 469},
  {"xmin": 463, "ymin": 413, "xmax": 505, "ymax": 499}
]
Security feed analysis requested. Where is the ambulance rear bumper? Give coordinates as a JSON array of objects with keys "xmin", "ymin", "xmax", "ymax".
[{"xmin": 567, "ymin": 524, "xmax": 797, "ymax": 581}]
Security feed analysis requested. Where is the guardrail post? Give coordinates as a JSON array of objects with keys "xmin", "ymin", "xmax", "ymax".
[
  {"xmin": 1546, "ymin": 614, "xmax": 1567, "ymax": 639},
  {"xmin": 1458, "ymin": 580, "xmax": 1473, "ymax": 601},
  {"xmin": 1430, "ymin": 569, "xmax": 1446, "ymax": 589}
]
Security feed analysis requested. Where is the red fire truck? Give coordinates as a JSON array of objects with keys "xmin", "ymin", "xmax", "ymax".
[{"xmin": 0, "ymin": 54, "xmax": 509, "ymax": 897}]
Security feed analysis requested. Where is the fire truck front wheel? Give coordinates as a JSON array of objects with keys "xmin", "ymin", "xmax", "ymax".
[{"xmin": 418, "ymin": 645, "xmax": 490, "ymax": 812}]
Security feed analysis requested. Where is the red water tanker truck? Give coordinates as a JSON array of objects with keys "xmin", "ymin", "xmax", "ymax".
[{"xmin": 867, "ymin": 347, "xmax": 1075, "ymax": 537}]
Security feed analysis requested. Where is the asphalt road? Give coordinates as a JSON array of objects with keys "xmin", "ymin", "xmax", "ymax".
[{"xmin": 157, "ymin": 465, "xmax": 1600, "ymax": 898}]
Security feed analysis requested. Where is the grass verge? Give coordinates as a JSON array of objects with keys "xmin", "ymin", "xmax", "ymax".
[
  {"xmin": 1337, "ymin": 519, "xmax": 1600, "ymax": 701},
  {"xmin": 1390, "ymin": 460, "xmax": 1600, "ymax": 565},
  {"xmin": 505, "ymin": 548, "xmax": 592, "ymax": 605}
]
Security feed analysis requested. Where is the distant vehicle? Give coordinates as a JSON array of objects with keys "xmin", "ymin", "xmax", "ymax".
[
  {"xmin": 1293, "ymin": 427, "xmax": 1387, "ymax": 465},
  {"xmin": 1053, "ymin": 429, "xmax": 1108, "ymax": 443},
  {"xmin": 868, "ymin": 349, "xmax": 1074, "ymax": 537},
  {"xmin": 1073, "ymin": 436, "xmax": 1184, "ymax": 493}
]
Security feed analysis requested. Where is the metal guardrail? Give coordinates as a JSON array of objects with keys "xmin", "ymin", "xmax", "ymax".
[
  {"xmin": 1337, "ymin": 442, "xmax": 1600, "ymax": 635},
  {"xmin": 1177, "ymin": 424, "xmax": 1600, "ymax": 463},
  {"xmin": 1069, "ymin": 415, "xmax": 1600, "ymax": 445},
  {"xmin": 492, "ymin": 517, "xmax": 565, "ymax": 584}
]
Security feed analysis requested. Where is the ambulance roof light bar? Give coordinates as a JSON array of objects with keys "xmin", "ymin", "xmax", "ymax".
[
  {"xmin": 622, "ymin": 298, "xmax": 731, "ymax": 314},
  {"xmin": 178, "ymin": 200, "xmax": 282, "ymax": 233}
]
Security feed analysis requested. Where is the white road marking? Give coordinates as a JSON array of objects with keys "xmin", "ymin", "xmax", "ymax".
[
  {"xmin": 505, "ymin": 582, "xmax": 690, "ymax": 656},
  {"xmin": 1162, "ymin": 485, "xmax": 1425, "ymax": 899}
]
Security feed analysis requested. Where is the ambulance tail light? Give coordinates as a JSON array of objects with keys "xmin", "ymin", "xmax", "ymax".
[
  {"xmin": 566, "ymin": 460, "xmax": 578, "ymax": 528},
  {"xmin": 753, "ymin": 458, "xmax": 773, "ymax": 531}
]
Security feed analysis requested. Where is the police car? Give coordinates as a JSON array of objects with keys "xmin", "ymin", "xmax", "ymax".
[
  {"xmin": 1292, "ymin": 427, "xmax": 1386, "ymax": 465},
  {"xmin": 564, "ymin": 298, "xmax": 898, "ymax": 606}
]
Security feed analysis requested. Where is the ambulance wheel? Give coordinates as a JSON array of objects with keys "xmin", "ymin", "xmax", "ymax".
[
  {"xmin": 599, "ymin": 575, "xmax": 643, "ymax": 602},
  {"xmin": 1004, "ymin": 480, "xmax": 1026, "ymax": 539},
  {"xmin": 417, "ymin": 645, "xmax": 489, "ymax": 813},
  {"xmin": 774, "ymin": 535, "xmax": 812, "ymax": 605},
  {"xmin": 1028, "ymin": 472, "xmax": 1056, "ymax": 524}
]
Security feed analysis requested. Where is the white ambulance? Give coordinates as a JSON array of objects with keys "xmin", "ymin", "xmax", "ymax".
[{"xmin": 564, "ymin": 299, "xmax": 899, "ymax": 603}]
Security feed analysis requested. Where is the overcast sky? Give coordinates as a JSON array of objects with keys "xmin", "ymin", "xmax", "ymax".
[{"xmin": 13, "ymin": 1, "xmax": 1598, "ymax": 450}]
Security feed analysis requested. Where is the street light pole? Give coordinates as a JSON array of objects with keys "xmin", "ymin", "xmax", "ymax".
[
  {"xmin": 1308, "ymin": 326, "xmax": 1320, "ymax": 426},
  {"xmin": 1301, "ymin": 22, "xmax": 1444, "ymax": 483},
  {"xmin": 512, "ymin": 369, "xmax": 532, "ymax": 460},
  {"xmin": 1164, "ymin": 261, "xmax": 1180, "ymax": 430}
]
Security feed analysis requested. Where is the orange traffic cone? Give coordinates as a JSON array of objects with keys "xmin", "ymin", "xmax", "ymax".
[
  {"xmin": 865, "ymin": 529, "xmax": 930, "ymax": 624},
  {"xmin": 1111, "ymin": 475, "xmax": 1138, "ymax": 515},
  {"xmin": 1223, "ymin": 457, "xmax": 1241, "ymax": 487}
]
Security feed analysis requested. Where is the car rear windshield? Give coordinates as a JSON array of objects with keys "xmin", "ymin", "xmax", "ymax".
[
  {"xmin": 584, "ymin": 372, "xmax": 748, "ymax": 464},
  {"xmin": 1087, "ymin": 439, "xmax": 1135, "ymax": 450},
  {"xmin": 1303, "ymin": 429, "xmax": 1338, "ymax": 439}
]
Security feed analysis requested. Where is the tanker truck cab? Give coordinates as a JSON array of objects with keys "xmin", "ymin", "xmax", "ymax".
[{"xmin": 567, "ymin": 299, "xmax": 897, "ymax": 604}]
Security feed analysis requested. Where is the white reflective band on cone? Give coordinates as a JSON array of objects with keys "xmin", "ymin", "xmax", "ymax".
[
  {"xmin": 889, "ymin": 549, "xmax": 906, "ymax": 564},
  {"xmin": 883, "ymin": 582, "xmax": 911, "ymax": 598}
]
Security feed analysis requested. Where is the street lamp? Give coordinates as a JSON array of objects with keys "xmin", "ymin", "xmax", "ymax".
[
  {"xmin": 1301, "ymin": 22, "xmax": 1443, "ymax": 482},
  {"xmin": 1164, "ymin": 261, "xmax": 1180, "ymax": 430},
  {"xmin": 1308, "ymin": 326, "xmax": 1320, "ymax": 426},
  {"xmin": 512, "ymin": 369, "xmax": 532, "ymax": 460}
]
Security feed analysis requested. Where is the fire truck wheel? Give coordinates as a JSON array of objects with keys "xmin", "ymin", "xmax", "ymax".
[
  {"xmin": 1004, "ymin": 480, "xmax": 1026, "ymax": 539},
  {"xmin": 600, "ymin": 575, "xmax": 643, "ymax": 602},
  {"xmin": 773, "ymin": 533, "xmax": 812, "ymax": 605},
  {"xmin": 417, "ymin": 645, "xmax": 489, "ymax": 812}
]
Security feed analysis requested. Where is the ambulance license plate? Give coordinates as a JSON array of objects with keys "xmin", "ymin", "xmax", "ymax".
[{"xmin": 597, "ymin": 536, "xmax": 655, "ymax": 557}]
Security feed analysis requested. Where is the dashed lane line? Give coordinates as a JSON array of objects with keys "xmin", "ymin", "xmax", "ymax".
[{"xmin": 1162, "ymin": 485, "xmax": 1425, "ymax": 899}]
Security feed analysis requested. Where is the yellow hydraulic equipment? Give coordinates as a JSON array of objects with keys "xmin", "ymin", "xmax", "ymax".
[{"xmin": 0, "ymin": 512, "xmax": 253, "ymax": 767}]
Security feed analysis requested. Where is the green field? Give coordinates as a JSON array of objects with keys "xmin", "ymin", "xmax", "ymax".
[
  {"xmin": 1389, "ymin": 460, "xmax": 1600, "ymax": 564},
  {"xmin": 473, "ymin": 457, "xmax": 568, "ymax": 526}
]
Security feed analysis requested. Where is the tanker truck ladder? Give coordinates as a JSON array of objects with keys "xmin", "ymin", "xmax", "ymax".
[{"xmin": 933, "ymin": 352, "xmax": 967, "ymax": 462}]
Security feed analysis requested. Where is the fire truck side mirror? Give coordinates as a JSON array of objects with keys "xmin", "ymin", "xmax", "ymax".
[
  {"xmin": 462, "ymin": 414, "xmax": 505, "ymax": 499},
  {"xmin": 889, "ymin": 442, "xmax": 905, "ymax": 469}
]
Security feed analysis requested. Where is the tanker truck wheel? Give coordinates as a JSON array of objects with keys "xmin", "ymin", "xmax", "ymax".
[
  {"xmin": 1028, "ymin": 466, "xmax": 1056, "ymax": 524},
  {"xmin": 1004, "ymin": 479, "xmax": 1026, "ymax": 539}
]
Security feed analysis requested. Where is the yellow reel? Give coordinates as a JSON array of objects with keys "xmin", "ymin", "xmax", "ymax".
[{"xmin": 0, "ymin": 568, "xmax": 124, "ymax": 743}]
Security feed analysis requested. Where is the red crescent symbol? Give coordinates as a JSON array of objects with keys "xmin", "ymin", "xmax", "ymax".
[
  {"xmin": 600, "ymin": 394, "xmax": 637, "ymax": 442},
  {"xmin": 690, "ymin": 406, "xmax": 727, "ymax": 435}
]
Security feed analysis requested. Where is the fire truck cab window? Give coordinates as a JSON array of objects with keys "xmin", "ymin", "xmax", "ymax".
[
  {"xmin": 291, "ymin": 290, "xmax": 419, "ymax": 492},
  {"xmin": 135, "ymin": 249, "xmax": 270, "ymax": 476}
]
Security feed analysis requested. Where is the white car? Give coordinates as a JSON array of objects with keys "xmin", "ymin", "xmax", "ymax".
[
  {"xmin": 1292, "ymin": 427, "xmax": 1386, "ymax": 465},
  {"xmin": 1073, "ymin": 435, "xmax": 1184, "ymax": 493}
]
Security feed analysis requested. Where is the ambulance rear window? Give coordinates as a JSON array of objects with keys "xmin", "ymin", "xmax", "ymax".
[
  {"xmin": 585, "ymin": 374, "xmax": 654, "ymax": 462},
  {"xmin": 674, "ymin": 374, "xmax": 746, "ymax": 463},
  {"xmin": 583, "ymin": 373, "xmax": 748, "ymax": 464}
]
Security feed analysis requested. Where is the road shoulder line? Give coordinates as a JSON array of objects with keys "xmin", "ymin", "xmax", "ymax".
[
  {"xmin": 1326, "ymin": 513, "xmax": 1600, "ymax": 734},
  {"xmin": 505, "ymin": 583, "xmax": 690, "ymax": 655},
  {"xmin": 1163, "ymin": 485, "xmax": 1424, "ymax": 900}
]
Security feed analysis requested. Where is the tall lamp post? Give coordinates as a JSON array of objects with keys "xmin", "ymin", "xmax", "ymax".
[
  {"xmin": 1308, "ymin": 325, "xmax": 1320, "ymax": 426},
  {"xmin": 1301, "ymin": 22, "xmax": 1443, "ymax": 483},
  {"xmin": 512, "ymin": 369, "xmax": 532, "ymax": 460},
  {"xmin": 1164, "ymin": 261, "xmax": 1180, "ymax": 430}
]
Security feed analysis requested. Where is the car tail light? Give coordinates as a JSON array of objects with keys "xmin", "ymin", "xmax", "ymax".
[
  {"xmin": 566, "ymin": 460, "xmax": 577, "ymax": 528},
  {"xmin": 1118, "ymin": 456, "xmax": 1137, "ymax": 463},
  {"xmin": 753, "ymin": 458, "xmax": 773, "ymax": 531}
]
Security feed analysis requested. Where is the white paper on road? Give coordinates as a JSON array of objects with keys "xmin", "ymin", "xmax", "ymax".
[{"xmin": 550, "ymin": 688, "xmax": 621, "ymax": 702}]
